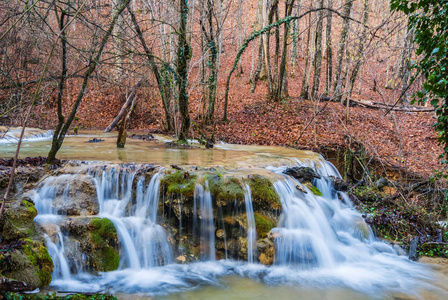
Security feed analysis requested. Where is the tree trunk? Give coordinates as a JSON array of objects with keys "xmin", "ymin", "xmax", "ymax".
[
  {"xmin": 346, "ymin": 0, "xmax": 369, "ymax": 103},
  {"xmin": 275, "ymin": 0, "xmax": 294, "ymax": 101},
  {"xmin": 176, "ymin": 0, "xmax": 191, "ymax": 142},
  {"xmin": 324, "ymin": 0, "xmax": 333, "ymax": 95},
  {"xmin": 333, "ymin": 0, "xmax": 353, "ymax": 102},
  {"xmin": 128, "ymin": 8, "xmax": 174, "ymax": 131},
  {"xmin": 311, "ymin": 0, "xmax": 325, "ymax": 100},
  {"xmin": 301, "ymin": 5, "xmax": 315, "ymax": 100}
]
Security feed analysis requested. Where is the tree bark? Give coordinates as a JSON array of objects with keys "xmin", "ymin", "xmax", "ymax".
[
  {"xmin": 176, "ymin": 0, "xmax": 191, "ymax": 142},
  {"xmin": 105, "ymin": 78, "xmax": 144, "ymax": 132},
  {"xmin": 333, "ymin": 0, "xmax": 353, "ymax": 102},
  {"xmin": 324, "ymin": 0, "xmax": 333, "ymax": 95},
  {"xmin": 311, "ymin": 0, "xmax": 325, "ymax": 100}
]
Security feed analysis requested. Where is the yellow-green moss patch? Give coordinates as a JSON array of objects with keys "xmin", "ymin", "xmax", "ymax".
[
  {"xmin": 160, "ymin": 171, "xmax": 197, "ymax": 198},
  {"xmin": 247, "ymin": 175, "xmax": 281, "ymax": 210},
  {"xmin": 254, "ymin": 213, "xmax": 275, "ymax": 239},
  {"xmin": 303, "ymin": 182, "xmax": 323, "ymax": 196}
]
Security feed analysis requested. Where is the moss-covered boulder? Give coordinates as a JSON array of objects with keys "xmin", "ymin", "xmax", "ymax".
[
  {"xmin": 160, "ymin": 171, "xmax": 197, "ymax": 199},
  {"xmin": 206, "ymin": 175, "xmax": 245, "ymax": 206},
  {"xmin": 0, "ymin": 240, "xmax": 53, "ymax": 290},
  {"xmin": 0, "ymin": 199, "xmax": 38, "ymax": 244},
  {"xmin": 246, "ymin": 175, "xmax": 281, "ymax": 211},
  {"xmin": 86, "ymin": 218, "xmax": 119, "ymax": 272}
]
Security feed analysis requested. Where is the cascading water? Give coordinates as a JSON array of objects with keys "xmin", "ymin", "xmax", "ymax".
[
  {"xmin": 92, "ymin": 168, "xmax": 173, "ymax": 269},
  {"xmin": 30, "ymin": 159, "xmax": 438, "ymax": 297},
  {"xmin": 243, "ymin": 184, "xmax": 256, "ymax": 263},
  {"xmin": 194, "ymin": 181, "xmax": 216, "ymax": 261}
]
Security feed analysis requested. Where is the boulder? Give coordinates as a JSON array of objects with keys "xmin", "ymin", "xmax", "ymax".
[
  {"xmin": 50, "ymin": 174, "xmax": 98, "ymax": 216},
  {"xmin": 283, "ymin": 166, "xmax": 321, "ymax": 183}
]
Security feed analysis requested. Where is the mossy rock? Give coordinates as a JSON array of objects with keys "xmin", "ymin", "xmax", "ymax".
[
  {"xmin": 246, "ymin": 175, "xmax": 281, "ymax": 211},
  {"xmin": 0, "ymin": 240, "xmax": 53, "ymax": 289},
  {"xmin": 160, "ymin": 171, "xmax": 197, "ymax": 199},
  {"xmin": 0, "ymin": 199, "xmax": 38, "ymax": 243},
  {"xmin": 303, "ymin": 182, "xmax": 323, "ymax": 196},
  {"xmin": 86, "ymin": 218, "xmax": 119, "ymax": 272},
  {"xmin": 254, "ymin": 213, "xmax": 275, "ymax": 239},
  {"xmin": 205, "ymin": 175, "xmax": 245, "ymax": 206}
]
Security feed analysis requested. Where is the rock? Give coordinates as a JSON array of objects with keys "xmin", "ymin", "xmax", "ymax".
[
  {"xmin": 216, "ymin": 229, "xmax": 225, "ymax": 239},
  {"xmin": 87, "ymin": 138, "xmax": 104, "ymax": 143},
  {"xmin": 257, "ymin": 238, "xmax": 275, "ymax": 266},
  {"xmin": 176, "ymin": 255, "xmax": 187, "ymax": 263},
  {"xmin": 374, "ymin": 177, "xmax": 388, "ymax": 189},
  {"xmin": 295, "ymin": 185, "xmax": 307, "ymax": 193},
  {"xmin": 50, "ymin": 175, "xmax": 98, "ymax": 216},
  {"xmin": 0, "ymin": 277, "xmax": 31, "ymax": 294},
  {"xmin": 283, "ymin": 166, "xmax": 321, "ymax": 183},
  {"xmin": 0, "ymin": 199, "xmax": 38, "ymax": 243},
  {"xmin": 0, "ymin": 240, "xmax": 53, "ymax": 290},
  {"xmin": 409, "ymin": 237, "xmax": 419, "ymax": 261},
  {"xmin": 331, "ymin": 177, "xmax": 349, "ymax": 192}
]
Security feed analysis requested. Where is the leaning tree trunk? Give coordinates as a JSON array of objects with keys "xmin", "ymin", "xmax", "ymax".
[
  {"xmin": 47, "ymin": 0, "xmax": 131, "ymax": 165},
  {"xmin": 333, "ymin": 0, "xmax": 353, "ymax": 102},
  {"xmin": 128, "ymin": 8, "xmax": 174, "ymax": 131}
]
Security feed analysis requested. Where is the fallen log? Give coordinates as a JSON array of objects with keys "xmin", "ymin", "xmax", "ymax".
[
  {"xmin": 104, "ymin": 78, "xmax": 145, "ymax": 132},
  {"xmin": 321, "ymin": 97, "xmax": 434, "ymax": 112}
]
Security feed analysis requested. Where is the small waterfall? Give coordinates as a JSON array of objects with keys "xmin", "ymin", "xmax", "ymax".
[
  {"xmin": 194, "ymin": 181, "xmax": 215, "ymax": 261},
  {"xmin": 244, "ymin": 184, "xmax": 256, "ymax": 263},
  {"xmin": 44, "ymin": 230, "xmax": 71, "ymax": 280},
  {"xmin": 93, "ymin": 168, "xmax": 173, "ymax": 269}
]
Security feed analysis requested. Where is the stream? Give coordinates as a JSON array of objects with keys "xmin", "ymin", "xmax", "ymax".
[{"xmin": 1, "ymin": 130, "xmax": 448, "ymax": 299}]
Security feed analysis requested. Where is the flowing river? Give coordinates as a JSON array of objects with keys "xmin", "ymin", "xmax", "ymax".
[{"xmin": 1, "ymin": 130, "xmax": 448, "ymax": 299}]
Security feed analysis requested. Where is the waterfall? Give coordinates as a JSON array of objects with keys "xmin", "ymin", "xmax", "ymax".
[
  {"xmin": 93, "ymin": 168, "xmax": 173, "ymax": 269},
  {"xmin": 244, "ymin": 184, "xmax": 256, "ymax": 263},
  {"xmin": 30, "ymin": 160, "xmax": 433, "ymax": 296},
  {"xmin": 44, "ymin": 230, "xmax": 71, "ymax": 280},
  {"xmin": 194, "ymin": 181, "xmax": 215, "ymax": 261}
]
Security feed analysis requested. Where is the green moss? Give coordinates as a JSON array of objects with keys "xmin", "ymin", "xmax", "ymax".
[
  {"xmin": 352, "ymin": 185, "xmax": 386, "ymax": 202},
  {"xmin": 89, "ymin": 217, "xmax": 117, "ymax": 247},
  {"xmin": 206, "ymin": 175, "xmax": 245, "ymax": 205},
  {"xmin": 87, "ymin": 218, "xmax": 119, "ymax": 272},
  {"xmin": 247, "ymin": 175, "xmax": 281, "ymax": 210},
  {"xmin": 1, "ymin": 200, "xmax": 38, "ymax": 242},
  {"xmin": 92, "ymin": 246, "xmax": 119, "ymax": 272},
  {"xmin": 160, "ymin": 171, "xmax": 197, "ymax": 198},
  {"xmin": 303, "ymin": 182, "xmax": 323, "ymax": 196},
  {"xmin": 254, "ymin": 213, "xmax": 275, "ymax": 239},
  {"xmin": 20, "ymin": 241, "xmax": 53, "ymax": 287},
  {"xmin": 22, "ymin": 200, "xmax": 38, "ymax": 216}
]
